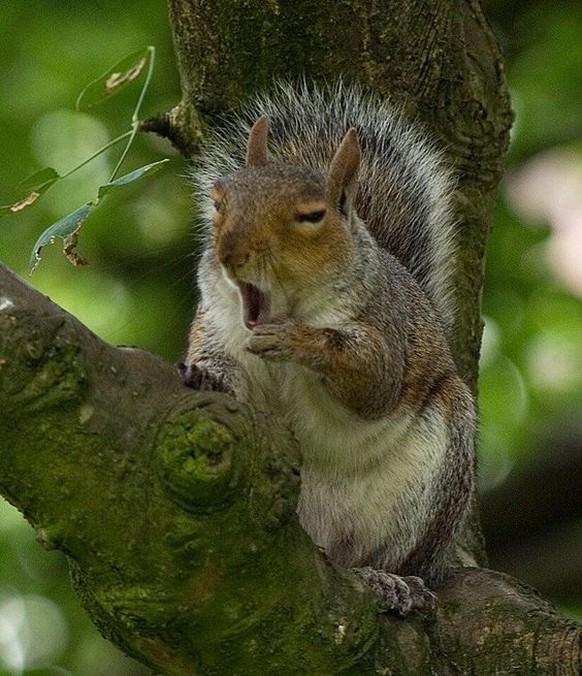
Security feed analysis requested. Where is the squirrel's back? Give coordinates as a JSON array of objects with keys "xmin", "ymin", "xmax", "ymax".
[{"xmin": 192, "ymin": 81, "xmax": 458, "ymax": 340}]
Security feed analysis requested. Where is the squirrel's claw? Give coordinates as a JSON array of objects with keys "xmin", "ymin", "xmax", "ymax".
[
  {"xmin": 178, "ymin": 362, "xmax": 229, "ymax": 393},
  {"xmin": 353, "ymin": 567, "xmax": 436, "ymax": 616}
]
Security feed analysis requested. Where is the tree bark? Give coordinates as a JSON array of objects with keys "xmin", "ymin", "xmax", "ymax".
[{"xmin": 1, "ymin": 0, "xmax": 580, "ymax": 673}]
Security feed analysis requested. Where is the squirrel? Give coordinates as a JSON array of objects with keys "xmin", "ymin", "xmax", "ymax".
[{"xmin": 182, "ymin": 82, "xmax": 476, "ymax": 615}]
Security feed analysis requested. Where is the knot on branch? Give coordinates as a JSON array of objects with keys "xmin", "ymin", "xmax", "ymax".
[
  {"xmin": 157, "ymin": 405, "xmax": 241, "ymax": 512},
  {"xmin": 154, "ymin": 393, "xmax": 301, "ymax": 537}
]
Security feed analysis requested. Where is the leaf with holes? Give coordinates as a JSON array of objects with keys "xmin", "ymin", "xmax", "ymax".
[
  {"xmin": 76, "ymin": 48, "xmax": 150, "ymax": 111},
  {"xmin": 0, "ymin": 168, "xmax": 60, "ymax": 219},
  {"xmin": 28, "ymin": 204, "xmax": 93, "ymax": 274}
]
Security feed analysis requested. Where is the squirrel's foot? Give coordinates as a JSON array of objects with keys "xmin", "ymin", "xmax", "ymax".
[
  {"xmin": 178, "ymin": 362, "xmax": 229, "ymax": 393},
  {"xmin": 353, "ymin": 567, "xmax": 436, "ymax": 616}
]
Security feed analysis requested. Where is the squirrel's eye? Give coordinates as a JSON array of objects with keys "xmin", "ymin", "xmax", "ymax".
[
  {"xmin": 212, "ymin": 199, "xmax": 222, "ymax": 212},
  {"xmin": 295, "ymin": 209, "xmax": 326, "ymax": 224}
]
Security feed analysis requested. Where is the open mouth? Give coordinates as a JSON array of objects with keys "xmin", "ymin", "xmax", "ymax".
[{"xmin": 237, "ymin": 283, "xmax": 271, "ymax": 329}]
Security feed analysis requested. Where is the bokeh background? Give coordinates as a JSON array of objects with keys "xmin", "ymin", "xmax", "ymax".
[{"xmin": 0, "ymin": 1, "xmax": 581, "ymax": 673}]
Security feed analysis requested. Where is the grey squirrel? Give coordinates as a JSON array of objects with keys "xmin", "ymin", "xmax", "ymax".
[{"xmin": 182, "ymin": 82, "xmax": 476, "ymax": 615}]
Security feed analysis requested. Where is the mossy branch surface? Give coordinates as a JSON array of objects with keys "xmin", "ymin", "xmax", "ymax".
[
  {"xmin": 0, "ymin": 264, "xmax": 579, "ymax": 672},
  {"xmin": 0, "ymin": 264, "xmax": 382, "ymax": 674}
]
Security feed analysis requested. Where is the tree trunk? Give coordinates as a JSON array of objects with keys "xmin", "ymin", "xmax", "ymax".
[{"xmin": 0, "ymin": 0, "xmax": 580, "ymax": 674}]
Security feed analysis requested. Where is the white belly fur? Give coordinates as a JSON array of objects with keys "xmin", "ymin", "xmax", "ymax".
[{"xmin": 250, "ymin": 359, "xmax": 448, "ymax": 569}]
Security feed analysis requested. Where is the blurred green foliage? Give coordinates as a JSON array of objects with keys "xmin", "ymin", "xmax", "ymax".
[
  {"xmin": 0, "ymin": 0, "xmax": 190, "ymax": 366},
  {"xmin": 480, "ymin": 1, "xmax": 582, "ymax": 483},
  {"xmin": 0, "ymin": 0, "xmax": 581, "ymax": 672}
]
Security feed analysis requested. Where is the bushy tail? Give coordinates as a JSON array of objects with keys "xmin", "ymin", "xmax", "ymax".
[{"xmin": 193, "ymin": 81, "xmax": 458, "ymax": 341}]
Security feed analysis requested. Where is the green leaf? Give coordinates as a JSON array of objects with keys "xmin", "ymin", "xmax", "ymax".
[
  {"xmin": 16, "ymin": 167, "xmax": 61, "ymax": 194},
  {"xmin": 27, "ymin": 158, "xmax": 168, "ymax": 273},
  {"xmin": 0, "ymin": 168, "xmax": 60, "ymax": 219},
  {"xmin": 97, "ymin": 159, "xmax": 170, "ymax": 199},
  {"xmin": 76, "ymin": 48, "xmax": 150, "ymax": 111},
  {"xmin": 29, "ymin": 204, "xmax": 93, "ymax": 274}
]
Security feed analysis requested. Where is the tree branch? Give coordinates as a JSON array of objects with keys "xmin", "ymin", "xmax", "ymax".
[
  {"xmin": 0, "ymin": 264, "xmax": 378, "ymax": 673},
  {"xmin": 1, "ymin": 263, "xmax": 579, "ymax": 673}
]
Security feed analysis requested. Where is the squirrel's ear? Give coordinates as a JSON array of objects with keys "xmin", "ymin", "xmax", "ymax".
[
  {"xmin": 327, "ymin": 128, "xmax": 361, "ymax": 214},
  {"xmin": 246, "ymin": 116, "xmax": 270, "ymax": 167}
]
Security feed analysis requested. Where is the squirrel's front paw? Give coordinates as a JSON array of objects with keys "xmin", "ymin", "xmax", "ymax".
[
  {"xmin": 353, "ymin": 567, "xmax": 436, "ymax": 616},
  {"xmin": 178, "ymin": 363, "xmax": 229, "ymax": 393},
  {"xmin": 246, "ymin": 321, "xmax": 314, "ymax": 362}
]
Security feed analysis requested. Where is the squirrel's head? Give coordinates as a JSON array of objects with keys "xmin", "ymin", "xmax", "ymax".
[{"xmin": 210, "ymin": 116, "xmax": 361, "ymax": 327}]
